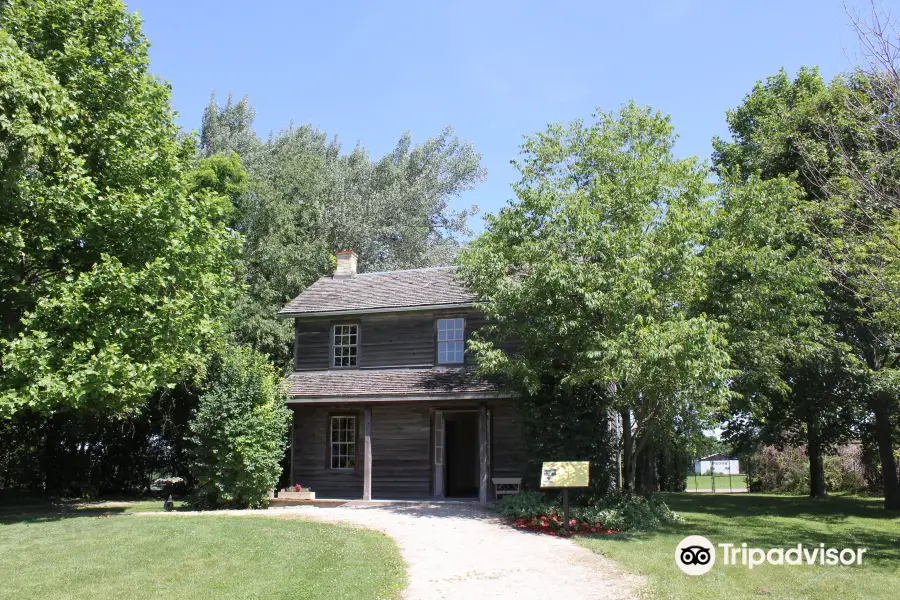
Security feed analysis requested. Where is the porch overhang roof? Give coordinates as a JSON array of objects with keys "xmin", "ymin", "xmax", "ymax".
[{"xmin": 282, "ymin": 367, "xmax": 508, "ymax": 404}]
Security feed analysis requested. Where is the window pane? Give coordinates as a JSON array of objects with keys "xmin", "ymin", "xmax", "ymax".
[
  {"xmin": 329, "ymin": 416, "xmax": 356, "ymax": 469},
  {"xmin": 333, "ymin": 325, "xmax": 359, "ymax": 367}
]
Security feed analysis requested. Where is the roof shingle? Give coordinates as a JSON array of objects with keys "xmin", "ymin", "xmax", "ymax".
[
  {"xmin": 278, "ymin": 266, "xmax": 475, "ymax": 317},
  {"xmin": 283, "ymin": 367, "xmax": 503, "ymax": 400}
]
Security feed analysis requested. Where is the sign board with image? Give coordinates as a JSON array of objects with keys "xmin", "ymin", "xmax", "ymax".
[{"xmin": 540, "ymin": 461, "xmax": 590, "ymax": 488}]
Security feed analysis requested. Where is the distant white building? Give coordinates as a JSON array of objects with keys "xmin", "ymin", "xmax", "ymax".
[{"xmin": 694, "ymin": 453, "xmax": 740, "ymax": 475}]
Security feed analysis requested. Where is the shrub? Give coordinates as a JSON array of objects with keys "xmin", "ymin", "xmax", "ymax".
[
  {"xmin": 497, "ymin": 490, "xmax": 548, "ymax": 519},
  {"xmin": 498, "ymin": 489, "xmax": 677, "ymax": 533},
  {"xmin": 575, "ymin": 490, "xmax": 679, "ymax": 531},
  {"xmin": 189, "ymin": 345, "xmax": 291, "ymax": 509},
  {"xmin": 749, "ymin": 445, "xmax": 870, "ymax": 494},
  {"xmin": 749, "ymin": 446, "xmax": 809, "ymax": 494}
]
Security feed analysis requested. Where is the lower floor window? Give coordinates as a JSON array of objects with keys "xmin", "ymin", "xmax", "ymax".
[{"xmin": 330, "ymin": 415, "xmax": 356, "ymax": 469}]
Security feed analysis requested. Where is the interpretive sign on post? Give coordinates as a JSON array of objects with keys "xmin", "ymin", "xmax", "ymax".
[{"xmin": 540, "ymin": 461, "xmax": 590, "ymax": 534}]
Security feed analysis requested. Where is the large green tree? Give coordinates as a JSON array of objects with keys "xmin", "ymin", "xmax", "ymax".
[
  {"xmin": 704, "ymin": 169, "xmax": 843, "ymax": 498},
  {"xmin": 198, "ymin": 94, "xmax": 486, "ymax": 367},
  {"xmin": 459, "ymin": 103, "xmax": 734, "ymax": 490},
  {"xmin": 713, "ymin": 67, "xmax": 900, "ymax": 508},
  {"xmin": 0, "ymin": 0, "xmax": 240, "ymax": 416}
]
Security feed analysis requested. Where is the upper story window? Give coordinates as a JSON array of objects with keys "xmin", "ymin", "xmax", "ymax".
[
  {"xmin": 332, "ymin": 324, "xmax": 358, "ymax": 367},
  {"xmin": 437, "ymin": 318, "xmax": 465, "ymax": 364}
]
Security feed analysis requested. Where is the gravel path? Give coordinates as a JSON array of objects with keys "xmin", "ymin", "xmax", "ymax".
[{"xmin": 273, "ymin": 501, "xmax": 642, "ymax": 600}]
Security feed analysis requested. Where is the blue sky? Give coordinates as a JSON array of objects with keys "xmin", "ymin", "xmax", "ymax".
[{"xmin": 133, "ymin": 0, "xmax": 872, "ymax": 233}]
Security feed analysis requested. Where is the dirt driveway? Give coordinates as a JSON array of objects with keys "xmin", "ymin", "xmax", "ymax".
[{"xmin": 279, "ymin": 501, "xmax": 641, "ymax": 600}]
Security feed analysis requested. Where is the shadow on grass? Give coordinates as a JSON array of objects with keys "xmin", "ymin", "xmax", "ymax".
[
  {"xmin": 592, "ymin": 493, "xmax": 900, "ymax": 566},
  {"xmin": 0, "ymin": 500, "xmax": 192, "ymax": 525},
  {"xmin": 662, "ymin": 492, "xmax": 894, "ymax": 522}
]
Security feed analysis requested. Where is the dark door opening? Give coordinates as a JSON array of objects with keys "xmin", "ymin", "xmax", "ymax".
[{"xmin": 444, "ymin": 411, "xmax": 479, "ymax": 497}]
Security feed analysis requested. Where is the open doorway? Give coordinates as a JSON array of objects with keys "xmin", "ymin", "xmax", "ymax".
[{"xmin": 444, "ymin": 411, "xmax": 479, "ymax": 498}]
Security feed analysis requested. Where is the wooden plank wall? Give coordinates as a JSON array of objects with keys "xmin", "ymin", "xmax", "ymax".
[
  {"xmin": 362, "ymin": 314, "xmax": 434, "ymax": 367},
  {"xmin": 291, "ymin": 405, "xmax": 363, "ymax": 498},
  {"xmin": 294, "ymin": 321, "xmax": 330, "ymax": 370},
  {"xmin": 371, "ymin": 404, "xmax": 432, "ymax": 498},
  {"xmin": 292, "ymin": 308, "xmax": 519, "ymax": 370},
  {"xmin": 290, "ymin": 399, "xmax": 525, "ymax": 499}
]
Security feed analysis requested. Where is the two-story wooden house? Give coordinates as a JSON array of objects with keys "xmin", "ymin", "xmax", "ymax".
[{"xmin": 278, "ymin": 251, "xmax": 525, "ymax": 502}]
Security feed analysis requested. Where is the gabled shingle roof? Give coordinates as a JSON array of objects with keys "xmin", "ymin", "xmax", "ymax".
[
  {"xmin": 278, "ymin": 266, "xmax": 475, "ymax": 317},
  {"xmin": 283, "ymin": 367, "xmax": 504, "ymax": 401}
]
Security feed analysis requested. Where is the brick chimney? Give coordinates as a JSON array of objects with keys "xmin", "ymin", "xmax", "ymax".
[{"xmin": 334, "ymin": 250, "xmax": 358, "ymax": 278}]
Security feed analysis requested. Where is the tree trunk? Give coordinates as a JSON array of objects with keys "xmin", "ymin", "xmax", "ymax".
[
  {"xmin": 621, "ymin": 409, "xmax": 634, "ymax": 491},
  {"xmin": 807, "ymin": 413, "xmax": 827, "ymax": 498},
  {"xmin": 871, "ymin": 393, "xmax": 900, "ymax": 511},
  {"xmin": 639, "ymin": 441, "xmax": 656, "ymax": 493}
]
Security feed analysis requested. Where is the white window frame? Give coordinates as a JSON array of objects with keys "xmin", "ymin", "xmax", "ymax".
[
  {"xmin": 437, "ymin": 317, "xmax": 465, "ymax": 364},
  {"xmin": 332, "ymin": 324, "xmax": 358, "ymax": 368},
  {"xmin": 330, "ymin": 415, "xmax": 357, "ymax": 469}
]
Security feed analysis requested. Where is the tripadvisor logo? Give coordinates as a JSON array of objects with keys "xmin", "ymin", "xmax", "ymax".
[
  {"xmin": 676, "ymin": 535, "xmax": 716, "ymax": 575},
  {"xmin": 675, "ymin": 536, "xmax": 867, "ymax": 575}
]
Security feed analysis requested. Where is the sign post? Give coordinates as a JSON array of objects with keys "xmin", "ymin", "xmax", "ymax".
[{"xmin": 540, "ymin": 461, "xmax": 590, "ymax": 535}]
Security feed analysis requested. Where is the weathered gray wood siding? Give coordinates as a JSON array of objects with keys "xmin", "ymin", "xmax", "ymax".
[
  {"xmin": 291, "ymin": 405, "xmax": 363, "ymax": 498},
  {"xmin": 294, "ymin": 320, "xmax": 331, "ymax": 371},
  {"xmin": 292, "ymin": 308, "xmax": 517, "ymax": 370},
  {"xmin": 290, "ymin": 399, "xmax": 524, "ymax": 499},
  {"xmin": 371, "ymin": 404, "xmax": 432, "ymax": 498},
  {"xmin": 362, "ymin": 314, "xmax": 434, "ymax": 367}
]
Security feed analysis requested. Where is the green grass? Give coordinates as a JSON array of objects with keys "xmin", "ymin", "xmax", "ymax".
[
  {"xmin": 0, "ymin": 509, "xmax": 405, "ymax": 600},
  {"xmin": 577, "ymin": 493, "xmax": 900, "ymax": 600},
  {"xmin": 0, "ymin": 498, "xmax": 192, "ymax": 519},
  {"xmin": 684, "ymin": 475, "xmax": 748, "ymax": 491}
]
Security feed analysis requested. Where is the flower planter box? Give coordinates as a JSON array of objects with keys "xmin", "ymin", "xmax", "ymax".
[{"xmin": 276, "ymin": 491, "xmax": 316, "ymax": 500}]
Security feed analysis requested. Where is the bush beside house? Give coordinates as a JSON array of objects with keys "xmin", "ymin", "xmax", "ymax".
[{"xmin": 189, "ymin": 345, "xmax": 291, "ymax": 508}]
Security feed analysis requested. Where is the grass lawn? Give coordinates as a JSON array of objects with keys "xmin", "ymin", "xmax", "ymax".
[
  {"xmin": 684, "ymin": 474, "xmax": 748, "ymax": 491},
  {"xmin": 0, "ymin": 507, "xmax": 405, "ymax": 600},
  {"xmin": 577, "ymin": 493, "xmax": 900, "ymax": 600}
]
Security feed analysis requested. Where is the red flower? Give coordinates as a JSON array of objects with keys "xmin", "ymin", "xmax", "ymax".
[{"xmin": 589, "ymin": 528, "xmax": 597, "ymax": 533}]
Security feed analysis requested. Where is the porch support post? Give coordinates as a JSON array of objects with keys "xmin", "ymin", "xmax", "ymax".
[
  {"xmin": 363, "ymin": 405, "xmax": 372, "ymax": 501},
  {"xmin": 478, "ymin": 403, "xmax": 490, "ymax": 505}
]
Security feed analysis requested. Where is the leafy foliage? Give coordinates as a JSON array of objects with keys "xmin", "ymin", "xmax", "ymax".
[
  {"xmin": 572, "ymin": 492, "xmax": 678, "ymax": 531},
  {"xmin": 460, "ymin": 103, "xmax": 735, "ymax": 489},
  {"xmin": 189, "ymin": 344, "xmax": 291, "ymax": 508},
  {"xmin": 712, "ymin": 66, "xmax": 899, "ymax": 506},
  {"xmin": 496, "ymin": 490, "xmax": 549, "ymax": 519},
  {"xmin": 199, "ymin": 94, "xmax": 486, "ymax": 367},
  {"xmin": 498, "ymin": 490, "xmax": 678, "ymax": 532},
  {"xmin": 0, "ymin": 0, "xmax": 240, "ymax": 416},
  {"xmin": 0, "ymin": 387, "xmax": 197, "ymax": 497},
  {"xmin": 748, "ymin": 445, "xmax": 868, "ymax": 495}
]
